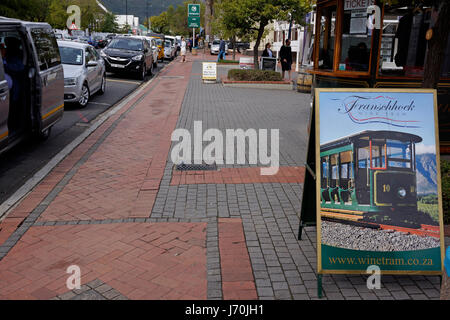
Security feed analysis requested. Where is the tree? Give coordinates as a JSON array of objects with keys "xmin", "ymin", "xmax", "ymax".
[
  {"xmin": 100, "ymin": 11, "xmax": 119, "ymax": 33},
  {"xmin": 205, "ymin": 0, "xmax": 214, "ymax": 43},
  {"xmin": 150, "ymin": 12, "xmax": 170, "ymax": 34},
  {"xmin": 212, "ymin": 0, "xmax": 310, "ymax": 68}
]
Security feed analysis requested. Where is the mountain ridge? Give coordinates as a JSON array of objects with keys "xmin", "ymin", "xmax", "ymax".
[{"xmin": 99, "ymin": 0, "xmax": 186, "ymax": 22}]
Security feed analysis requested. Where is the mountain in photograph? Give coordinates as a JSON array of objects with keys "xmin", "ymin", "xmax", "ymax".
[
  {"xmin": 415, "ymin": 153, "xmax": 438, "ymax": 195},
  {"xmin": 100, "ymin": 0, "xmax": 187, "ymax": 21}
]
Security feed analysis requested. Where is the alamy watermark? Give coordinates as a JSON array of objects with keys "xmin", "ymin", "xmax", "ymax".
[
  {"xmin": 366, "ymin": 265, "xmax": 381, "ymax": 290},
  {"xmin": 66, "ymin": 265, "xmax": 81, "ymax": 290},
  {"xmin": 66, "ymin": 5, "xmax": 81, "ymax": 30},
  {"xmin": 171, "ymin": 121, "xmax": 280, "ymax": 175}
]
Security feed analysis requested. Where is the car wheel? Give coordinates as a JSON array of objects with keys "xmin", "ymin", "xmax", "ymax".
[
  {"xmin": 139, "ymin": 64, "xmax": 146, "ymax": 81},
  {"xmin": 79, "ymin": 83, "xmax": 90, "ymax": 108},
  {"xmin": 37, "ymin": 126, "xmax": 52, "ymax": 141},
  {"xmin": 98, "ymin": 74, "xmax": 106, "ymax": 95}
]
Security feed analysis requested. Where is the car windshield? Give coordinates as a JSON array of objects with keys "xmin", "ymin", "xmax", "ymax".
[
  {"xmin": 155, "ymin": 39, "xmax": 162, "ymax": 45},
  {"xmin": 59, "ymin": 46, "xmax": 83, "ymax": 65},
  {"xmin": 213, "ymin": 40, "xmax": 220, "ymax": 45},
  {"xmin": 108, "ymin": 38, "xmax": 143, "ymax": 51},
  {"xmin": 165, "ymin": 41, "xmax": 171, "ymax": 47}
]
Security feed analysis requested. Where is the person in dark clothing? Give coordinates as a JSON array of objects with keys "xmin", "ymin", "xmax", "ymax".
[
  {"xmin": 4, "ymin": 37, "xmax": 26, "ymax": 134},
  {"xmin": 217, "ymin": 38, "xmax": 226, "ymax": 62},
  {"xmin": 261, "ymin": 43, "xmax": 274, "ymax": 58},
  {"xmin": 279, "ymin": 39, "xmax": 292, "ymax": 80}
]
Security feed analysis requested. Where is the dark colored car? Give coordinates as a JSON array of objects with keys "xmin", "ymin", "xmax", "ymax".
[
  {"xmin": 100, "ymin": 37, "xmax": 154, "ymax": 80},
  {"xmin": 93, "ymin": 35, "xmax": 108, "ymax": 49}
]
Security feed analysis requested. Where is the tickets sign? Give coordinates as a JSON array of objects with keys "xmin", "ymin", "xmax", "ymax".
[{"xmin": 344, "ymin": 0, "xmax": 375, "ymax": 10}]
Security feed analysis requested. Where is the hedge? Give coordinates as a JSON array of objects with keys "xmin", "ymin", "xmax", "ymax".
[
  {"xmin": 218, "ymin": 59, "xmax": 239, "ymax": 64},
  {"xmin": 228, "ymin": 69, "xmax": 283, "ymax": 82}
]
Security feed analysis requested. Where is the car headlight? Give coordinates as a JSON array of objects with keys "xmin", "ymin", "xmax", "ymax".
[
  {"xmin": 132, "ymin": 55, "xmax": 143, "ymax": 61},
  {"xmin": 64, "ymin": 77, "xmax": 78, "ymax": 86},
  {"xmin": 397, "ymin": 187, "xmax": 407, "ymax": 199},
  {"xmin": 100, "ymin": 50, "xmax": 108, "ymax": 58}
]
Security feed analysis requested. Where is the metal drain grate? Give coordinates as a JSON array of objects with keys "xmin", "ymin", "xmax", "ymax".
[{"xmin": 176, "ymin": 163, "xmax": 217, "ymax": 171}]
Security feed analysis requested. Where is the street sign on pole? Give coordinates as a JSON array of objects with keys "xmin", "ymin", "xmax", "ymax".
[
  {"xmin": 188, "ymin": 4, "xmax": 201, "ymax": 17},
  {"xmin": 188, "ymin": 17, "xmax": 200, "ymax": 28}
]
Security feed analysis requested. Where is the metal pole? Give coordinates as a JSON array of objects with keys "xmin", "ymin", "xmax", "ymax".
[{"xmin": 193, "ymin": 28, "xmax": 195, "ymax": 47}]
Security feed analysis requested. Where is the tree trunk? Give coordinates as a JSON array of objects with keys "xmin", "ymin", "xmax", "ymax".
[
  {"xmin": 205, "ymin": 0, "xmax": 214, "ymax": 43},
  {"xmin": 232, "ymin": 35, "xmax": 236, "ymax": 61},
  {"xmin": 254, "ymin": 22, "xmax": 267, "ymax": 69},
  {"xmin": 422, "ymin": 1, "xmax": 450, "ymax": 88}
]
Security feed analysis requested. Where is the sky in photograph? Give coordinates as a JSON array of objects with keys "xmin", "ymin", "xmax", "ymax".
[{"xmin": 319, "ymin": 91, "xmax": 437, "ymax": 154}]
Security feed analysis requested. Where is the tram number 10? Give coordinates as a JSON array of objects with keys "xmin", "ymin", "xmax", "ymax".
[{"xmin": 382, "ymin": 184, "xmax": 390, "ymax": 192}]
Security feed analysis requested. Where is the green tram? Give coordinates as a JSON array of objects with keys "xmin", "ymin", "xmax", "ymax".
[
  {"xmin": 310, "ymin": 0, "xmax": 450, "ymax": 154},
  {"xmin": 320, "ymin": 130, "xmax": 433, "ymax": 226}
]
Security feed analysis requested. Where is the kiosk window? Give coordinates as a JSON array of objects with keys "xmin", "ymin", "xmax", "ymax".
[
  {"xmin": 379, "ymin": 6, "xmax": 432, "ymax": 77},
  {"xmin": 317, "ymin": 5, "xmax": 337, "ymax": 70},
  {"xmin": 339, "ymin": 7, "xmax": 372, "ymax": 72}
]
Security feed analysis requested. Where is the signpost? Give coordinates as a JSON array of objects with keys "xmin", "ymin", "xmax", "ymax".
[
  {"xmin": 188, "ymin": 4, "xmax": 200, "ymax": 47},
  {"xmin": 312, "ymin": 88, "xmax": 445, "ymax": 297},
  {"xmin": 202, "ymin": 62, "xmax": 217, "ymax": 83}
]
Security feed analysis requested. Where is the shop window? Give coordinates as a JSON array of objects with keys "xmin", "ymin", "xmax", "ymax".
[
  {"xmin": 339, "ymin": 7, "xmax": 372, "ymax": 72},
  {"xmin": 379, "ymin": 5, "xmax": 432, "ymax": 77},
  {"xmin": 317, "ymin": 5, "xmax": 337, "ymax": 70}
]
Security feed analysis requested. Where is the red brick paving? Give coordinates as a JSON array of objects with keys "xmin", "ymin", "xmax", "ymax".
[
  {"xmin": 0, "ymin": 223, "xmax": 207, "ymax": 300},
  {"xmin": 218, "ymin": 218, "xmax": 257, "ymax": 300},
  {"xmin": 35, "ymin": 61, "xmax": 192, "ymax": 222},
  {"xmin": 171, "ymin": 166, "xmax": 305, "ymax": 186}
]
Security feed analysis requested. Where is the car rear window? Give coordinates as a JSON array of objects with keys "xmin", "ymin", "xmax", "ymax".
[
  {"xmin": 59, "ymin": 47, "xmax": 83, "ymax": 65},
  {"xmin": 31, "ymin": 28, "xmax": 61, "ymax": 71},
  {"xmin": 108, "ymin": 38, "xmax": 143, "ymax": 51}
]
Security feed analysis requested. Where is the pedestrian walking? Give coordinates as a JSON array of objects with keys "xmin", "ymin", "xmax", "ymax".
[
  {"xmin": 217, "ymin": 38, "xmax": 226, "ymax": 62},
  {"xmin": 188, "ymin": 38, "xmax": 192, "ymax": 53},
  {"xmin": 280, "ymin": 39, "xmax": 293, "ymax": 81},
  {"xmin": 180, "ymin": 37, "xmax": 187, "ymax": 63}
]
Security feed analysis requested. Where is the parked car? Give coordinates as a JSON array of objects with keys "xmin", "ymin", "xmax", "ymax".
[
  {"xmin": 0, "ymin": 17, "xmax": 64, "ymax": 155},
  {"xmin": 210, "ymin": 39, "xmax": 228, "ymax": 55},
  {"xmin": 93, "ymin": 35, "xmax": 108, "ymax": 49},
  {"xmin": 58, "ymin": 41, "xmax": 106, "ymax": 108},
  {"xmin": 152, "ymin": 37, "xmax": 165, "ymax": 62},
  {"xmin": 165, "ymin": 36, "xmax": 178, "ymax": 56},
  {"xmin": 144, "ymin": 37, "xmax": 159, "ymax": 69},
  {"xmin": 100, "ymin": 36, "xmax": 154, "ymax": 80},
  {"xmin": 164, "ymin": 40, "xmax": 175, "ymax": 60}
]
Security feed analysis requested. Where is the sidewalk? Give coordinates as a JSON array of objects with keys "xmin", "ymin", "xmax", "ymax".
[{"xmin": 0, "ymin": 53, "xmax": 444, "ymax": 300}]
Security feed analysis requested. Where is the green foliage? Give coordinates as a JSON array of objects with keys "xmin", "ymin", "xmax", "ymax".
[
  {"xmin": 0, "ymin": 0, "xmax": 110, "ymax": 32},
  {"xmin": 212, "ymin": 0, "xmax": 311, "ymax": 68},
  {"xmin": 417, "ymin": 201, "xmax": 440, "ymax": 223},
  {"xmin": 150, "ymin": 1, "xmax": 204, "ymax": 36},
  {"xmin": 441, "ymin": 159, "xmax": 450, "ymax": 224},
  {"xmin": 218, "ymin": 60, "xmax": 239, "ymax": 64},
  {"xmin": 228, "ymin": 69, "xmax": 283, "ymax": 81}
]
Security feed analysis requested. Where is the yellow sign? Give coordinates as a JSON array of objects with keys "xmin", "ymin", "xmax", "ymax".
[{"xmin": 202, "ymin": 62, "xmax": 217, "ymax": 81}]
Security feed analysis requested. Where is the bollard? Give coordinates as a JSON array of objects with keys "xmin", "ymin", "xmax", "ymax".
[{"xmin": 441, "ymin": 247, "xmax": 450, "ymax": 300}]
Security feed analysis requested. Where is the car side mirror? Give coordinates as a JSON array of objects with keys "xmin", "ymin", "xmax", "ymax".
[
  {"xmin": 152, "ymin": 46, "xmax": 156, "ymax": 51},
  {"xmin": 87, "ymin": 61, "xmax": 98, "ymax": 68}
]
